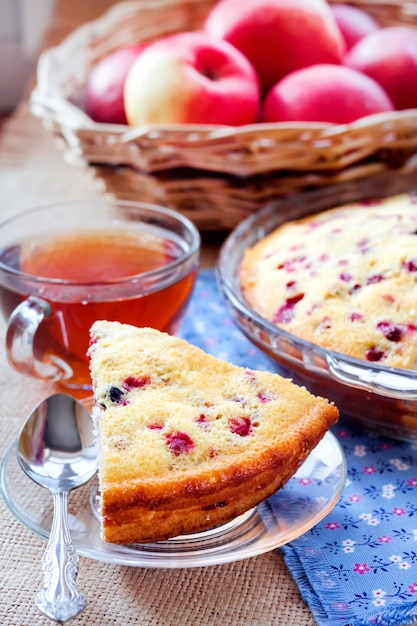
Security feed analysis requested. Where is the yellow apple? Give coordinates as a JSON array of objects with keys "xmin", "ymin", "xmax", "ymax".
[{"xmin": 124, "ymin": 31, "xmax": 261, "ymax": 127}]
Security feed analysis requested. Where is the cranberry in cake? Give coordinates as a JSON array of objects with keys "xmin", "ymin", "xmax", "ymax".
[
  {"xmin": 241, "ymin": 193, "xmax": 417, "ymax": 369},
  {"xmin": 88, "ymin": 321, "xmax": 338, "ymax": 544}
]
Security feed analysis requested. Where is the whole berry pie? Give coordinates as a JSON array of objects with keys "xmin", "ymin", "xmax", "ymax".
[
  {"xmin": 88, "ymin": 321, "xmax": 338, "ymax": 544},
  {"xmin": 241, "ymin": 193, "xmax": 417, "ymax": 370}
]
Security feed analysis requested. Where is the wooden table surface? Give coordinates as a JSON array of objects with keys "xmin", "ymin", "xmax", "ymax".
[{"xmin": 0, "ymin": 2, "xmax": 317, "ymax": 625}]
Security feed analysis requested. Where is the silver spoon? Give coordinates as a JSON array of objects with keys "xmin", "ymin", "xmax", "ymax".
[{"xmin": 17, "ymin": 393, "xmax": 97, "ymax": 623}]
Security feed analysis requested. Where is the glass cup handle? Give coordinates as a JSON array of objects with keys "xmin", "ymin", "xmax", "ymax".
[{"xmin": 6, "ymin": 296, "xmax": 63, "ymax": 381}]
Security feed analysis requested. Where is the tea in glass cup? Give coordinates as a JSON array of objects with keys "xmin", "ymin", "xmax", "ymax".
[{"xmin": 0, "ymin": 200, "xmax": 200, "ymax": 391}]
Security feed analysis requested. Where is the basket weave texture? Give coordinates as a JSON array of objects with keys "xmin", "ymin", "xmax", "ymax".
[{"xmin": 31, "ymin": 0, "xmax": 417, "ymax": 230}]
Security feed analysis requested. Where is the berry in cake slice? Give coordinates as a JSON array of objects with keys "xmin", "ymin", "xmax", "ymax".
[{"xmin": 88, "ymin": 321, "xmax": 338, "ymax": 544}]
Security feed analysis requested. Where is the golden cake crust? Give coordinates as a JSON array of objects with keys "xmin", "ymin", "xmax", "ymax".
[
  {"xmin": 88, "ymin": 321, "xmax": 338, "ymax": 544},
  {"xmin": 241, "ymin": 193, "xmax": 417, "ymax": 370}
]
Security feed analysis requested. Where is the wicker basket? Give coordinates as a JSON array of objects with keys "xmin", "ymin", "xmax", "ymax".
[{"xmin": 31, "ymin": 0, "xmax": 417, "ymax": 230}]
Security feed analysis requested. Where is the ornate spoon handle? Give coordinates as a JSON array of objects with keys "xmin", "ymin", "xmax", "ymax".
[{"xmin": 35, "ymin": 489, "xmax": 87, "ymax": 622}]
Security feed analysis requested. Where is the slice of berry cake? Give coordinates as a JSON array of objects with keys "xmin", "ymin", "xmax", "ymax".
[
  {"xmin": 88, "ymin": 320, "xmax": 338, "ymax": 544},
  {"xmin": 241, "ymin": 193, "xmax": 417, "ymax": 369}
]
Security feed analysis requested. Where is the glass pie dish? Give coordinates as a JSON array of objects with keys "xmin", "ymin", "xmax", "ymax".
[{"xmin": 217, "ymin": 176, "xmax": 417, "ymax": 442}]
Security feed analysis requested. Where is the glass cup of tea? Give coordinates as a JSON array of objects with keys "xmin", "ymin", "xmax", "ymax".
[{"xmin": 0, "ymin": 199, "xmax": 200, "ymax": 392}]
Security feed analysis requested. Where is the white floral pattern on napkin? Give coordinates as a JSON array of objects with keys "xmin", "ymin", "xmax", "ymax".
[{"xmin": 282, "ymin": 429, "xmax": 417, "ymax": 626}]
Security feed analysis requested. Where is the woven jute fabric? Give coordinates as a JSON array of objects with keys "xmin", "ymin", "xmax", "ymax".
[{"xmin": 0, "ymin": 316, "xmax": 316, "ymax": 626}]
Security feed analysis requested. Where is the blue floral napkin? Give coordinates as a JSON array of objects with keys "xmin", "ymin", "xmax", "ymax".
[{"xmin": 179, "ymin": 269, "xmax": 417, "ymax": 626}]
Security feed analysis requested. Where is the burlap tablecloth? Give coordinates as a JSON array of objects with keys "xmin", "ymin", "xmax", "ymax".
[
  {"xmin": 0, "ymin": 104, "xmax": 316, "ymax": 625},
  {"xmin": 0, "ymin": 326, "xmax": 317, "ymax": 626}
]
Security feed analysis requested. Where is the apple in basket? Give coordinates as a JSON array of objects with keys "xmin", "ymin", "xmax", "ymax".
[
  {"xmin": 203, "ymin": 0, "xmax": 346, "ymax": 94},
  {"xmin": 344, "ymin": 26, "xmax": 417, "ymax": 110},
  {"xmin": 329, "ymin": 3, "xmax": 380, "ymax": 51},
  {"xmin": 124, "ymin": 31, "xmax": 261, "ymax": 127},
  {"xmin": 262, "ymin": 64, "xmax": 394, "ymax": 124},
  {"xmin": 85, "ymin": 45, "xmax": 145, "ymax": 124}
]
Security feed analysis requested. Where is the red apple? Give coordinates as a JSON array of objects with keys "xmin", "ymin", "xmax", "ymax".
[
  {"xmin": 330, "ymin": 3, "xmax": 380, "ymax": 51},
  {"xmin": 85, "ymin": 45, "xmax": 145, "ymax": 124},
  {"xmin": 124, "ymin": 31, "xmax": 261, "ymax": 127},
  {"xmin": 204, "ymin": 0, "xmax": 345, "ymax": 94},
  {"xmin": 84, "ymin": 44, "xmax": 145, "ymax": 124},
  {"xmin": 262, "ymin": 64, "xmax": 394, "ymax": 124},
  {"xmin": 344, "ymin": 27, "xmax": 417, "ymax": 110}
]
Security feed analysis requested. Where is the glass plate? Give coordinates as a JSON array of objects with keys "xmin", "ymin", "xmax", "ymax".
[{"xmin": 1, "ymin": 431, "xmax": 346, "ymax": 568}]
